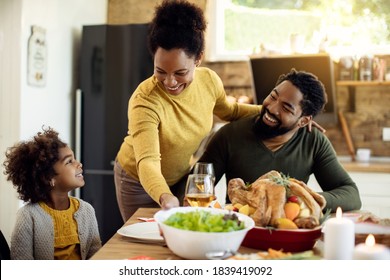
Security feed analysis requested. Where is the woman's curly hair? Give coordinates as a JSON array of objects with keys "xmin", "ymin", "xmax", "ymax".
[
  {"xmin": 148, "ymin": 0, "xmax": 207, "ymax": 60},
  {"xmin": 3, "ymin": 127, "xmax": 67, "ymax": 203}
]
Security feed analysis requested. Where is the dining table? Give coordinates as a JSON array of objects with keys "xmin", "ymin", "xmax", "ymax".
[
  {"xmin": 90, "ymin": 207, "xmax": 261, "ymax": 260},
  {"xmin": 90, "ymin": 207, "xmax": 389, "ymax": 260}
]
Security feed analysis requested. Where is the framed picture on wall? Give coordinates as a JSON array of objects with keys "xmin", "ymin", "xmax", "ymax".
[{"xmin": 27, "ymin": 25, "xmax": 47, "ymax": 87}]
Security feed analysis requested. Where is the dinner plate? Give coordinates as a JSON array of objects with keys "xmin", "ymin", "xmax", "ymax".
[
  {"xmin": 227, "ymin": 249, "xmax": 320, "ymax": 260},
  {"xmin": 117, "ymin": 222, "xmax": 164, "ymax": 241},
  {"xmin": 355, "ymin": 223, "xmax": 390, "ymax": 235}
]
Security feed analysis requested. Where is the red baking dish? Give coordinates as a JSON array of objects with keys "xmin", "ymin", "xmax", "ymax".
[{"xmin": 242, "ymin": 226, "xmax": 322, "ymax": 253}]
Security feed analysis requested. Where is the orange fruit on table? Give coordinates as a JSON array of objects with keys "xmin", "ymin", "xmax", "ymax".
[
  {"xmin": 284, "ymin": 202, "xmax": 301, "ymax": 221},
  {"xmin": 275, "ymin": 218, "xmax": 298, "ymax": 229}
]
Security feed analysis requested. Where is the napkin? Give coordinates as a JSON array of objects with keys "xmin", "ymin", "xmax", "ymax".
[{"xmin": 137, "ymin": 217, "xmax": 156, "ymax": 222}]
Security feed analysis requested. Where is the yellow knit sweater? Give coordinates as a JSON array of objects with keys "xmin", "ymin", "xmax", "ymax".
[
  {"xmin": 39, "ymin": 197, "xmax": 81, "ymax": 260},
  {"xmin": 117, "ymin": 67, "xmax": 260, "ymax": 203}
]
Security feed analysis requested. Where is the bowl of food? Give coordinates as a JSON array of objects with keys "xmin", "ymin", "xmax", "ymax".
[
  {"xmin": 154, "ymin": 207, "xmax": 255, "ymax": 259},
  {"xmin": 242, "ymin": 226, "xmax": 322, "ymax": 252},
  {"xmin": 227, "ymin": 170, "xmax": 327, "ymax": 253}
]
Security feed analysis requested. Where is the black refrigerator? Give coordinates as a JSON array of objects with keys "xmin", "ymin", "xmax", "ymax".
[{"xmin": 75, "ymin": 24, "xmax": 154, "ymax": 244}]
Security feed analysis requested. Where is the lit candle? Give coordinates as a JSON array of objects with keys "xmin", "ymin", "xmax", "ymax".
[
  {"xmin": 353, "ymin": 234, "xmax": 390, "ymax": 260},
  {"xmin": 324, "ymin": 207, "xmax": 355, "ymax": 260}
]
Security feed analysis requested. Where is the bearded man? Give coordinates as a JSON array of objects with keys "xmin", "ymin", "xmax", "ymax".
[{"xmin": 198, "ymin": 69, "xmax": 361, "ymax": 213}]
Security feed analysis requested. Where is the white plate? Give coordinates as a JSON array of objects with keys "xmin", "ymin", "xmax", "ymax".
[
  {"xmin": 355, "ymin": 223, "xmax": 390, "ymax": 235},
  {"xmin": 117, "ymin": 222, "xmax": 164, "ymax": 241}
]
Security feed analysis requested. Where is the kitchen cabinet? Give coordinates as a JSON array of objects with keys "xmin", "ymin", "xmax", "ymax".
[
  {"xmin": 348, "ymin": 172, "xmax": 390, "ymax": 218},
  {"xmin": 308, "ymin": 172, "xmax": 390, "ymax": 218}
]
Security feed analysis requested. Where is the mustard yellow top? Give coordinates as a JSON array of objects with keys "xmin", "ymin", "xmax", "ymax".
[
  {"xmin": 39, "ymin": 197, "xmax": 81, "ymax": 260},
  {"xmin": 117, "ymin": 67, "xmax": 261, "ymax": 203}
]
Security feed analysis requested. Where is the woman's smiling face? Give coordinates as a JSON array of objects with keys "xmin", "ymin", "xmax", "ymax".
[{"xmin": 153, "ymin": 48, "xmax": 198, "ymax": 96}]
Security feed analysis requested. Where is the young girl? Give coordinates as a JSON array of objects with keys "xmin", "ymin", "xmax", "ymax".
[{"xmin": 3, "ymin": 127, "xmax": 101, "ymax": 260}]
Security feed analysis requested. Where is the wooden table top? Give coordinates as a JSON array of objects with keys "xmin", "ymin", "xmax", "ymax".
[{"xmin": 90, "ymin": 208, "xmax": 260, "ymax": 260}]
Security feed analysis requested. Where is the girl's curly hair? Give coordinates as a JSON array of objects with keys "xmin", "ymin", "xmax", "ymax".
[
  {"xmin": 3, "ymin": 127, "xmax": 67, "ymax": 203},
  {"xmin": 148, "ymin": 0, "xmax": 207, "ymax": 60}
]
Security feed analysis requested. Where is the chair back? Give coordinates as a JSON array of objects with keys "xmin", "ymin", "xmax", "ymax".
[{"xmin": 0, "ymin": 230, "xmax": 11, "ymax": 260}]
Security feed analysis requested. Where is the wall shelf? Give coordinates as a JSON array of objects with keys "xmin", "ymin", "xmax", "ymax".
[
  {"xmin": 336, "ymin": 81, "xmax": 390, "ymax": 86},
  {"xmin": 336, "ymin": 80, "xmax": 390, "ymax": 112}
]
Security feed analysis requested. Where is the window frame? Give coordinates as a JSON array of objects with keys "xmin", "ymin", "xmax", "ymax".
[
  {"xmin": 205, "ymin": 0, "xmax": 390, "ymax": 62},
  {"xmin": 205, "ymin": 0, "xmax": 250, "ymax": 62}
]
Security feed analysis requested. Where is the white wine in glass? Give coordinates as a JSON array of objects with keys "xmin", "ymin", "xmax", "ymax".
[{"xmin": 185, "ymin": 174, "xmax": 216, "ymax": 207}]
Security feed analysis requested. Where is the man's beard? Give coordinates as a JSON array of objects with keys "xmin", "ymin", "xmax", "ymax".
[{"xmin": 253, "ymin": 109, "xmax": 295, "ymax": 140}]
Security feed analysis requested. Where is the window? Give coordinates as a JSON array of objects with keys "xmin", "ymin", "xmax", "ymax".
[{"xmin": 205, "ymin": 0, "xmax": 390, "ymax": 61}]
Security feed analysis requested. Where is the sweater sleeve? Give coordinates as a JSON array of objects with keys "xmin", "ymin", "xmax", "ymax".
[
  {"xmin": 209, "ymin": 69, "xmax": 261, "ymax": 121},
  {"xmin": 311, "ymin": 134, "xmax": 362, "ymax": 212},
  {"xmin": 124, "ymin": 68, "xmax": 262, "ymax": 204},
  {"xmin": 11, "ymin": 207, "xmax": 35, "ymax": 260},
  {"xmin": 76, "ymin": 199, "xmax": 102, "ymax": 260},
  {"xmin": 129, "ymin": 94, "xmax": 172, "ymax": 203}
]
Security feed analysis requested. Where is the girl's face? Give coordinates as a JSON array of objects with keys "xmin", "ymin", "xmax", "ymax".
[
  {"xmin": 153, "ymin": 48, "xmax": 199, "ymax": 96},
  {"xmin": 52, "ymin": 146, "xmax": 84, "ymax": 192}
]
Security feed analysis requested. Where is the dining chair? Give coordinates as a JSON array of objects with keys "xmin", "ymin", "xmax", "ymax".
[{"xmin": 0, "ymin": 230, "xmax": 11, "ymax": 260}]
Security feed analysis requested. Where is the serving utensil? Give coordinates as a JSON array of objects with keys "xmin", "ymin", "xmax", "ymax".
[{"xmin": 205, "ymin": 250, "xmax": 236, "ymax": 260}]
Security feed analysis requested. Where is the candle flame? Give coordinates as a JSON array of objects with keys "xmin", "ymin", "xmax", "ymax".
[
  {"xmin": 365, "ymin": 234, "xmax": 376, "ymax": 247},
  {"xmin": 336, "ymin": 207, "xmax": 342, "ymax": 219}
]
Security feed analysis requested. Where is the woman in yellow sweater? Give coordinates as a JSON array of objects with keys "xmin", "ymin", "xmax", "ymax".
[{"xmin": 114, "ymin": 0, "xmax": 262, "ymax": 221}]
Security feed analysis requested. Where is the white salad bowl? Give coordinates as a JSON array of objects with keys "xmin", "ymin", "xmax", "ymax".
[{"xmin": 154, "ymin": 207, "xmax": 255, "ymax": 260}]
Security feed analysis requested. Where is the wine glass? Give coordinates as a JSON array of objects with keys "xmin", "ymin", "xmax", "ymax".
[
  {"xmin": 193, "ymin": 162, "xmax": 215, "ymax": 183},
  {"xmin": 184, "ymin": 174, "xmax": 216, "ymax": 207}
]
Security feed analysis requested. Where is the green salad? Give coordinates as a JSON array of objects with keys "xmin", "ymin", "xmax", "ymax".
[{"xmin": 163, "ymin": 210, "xmax": 245, "ymax": 232}]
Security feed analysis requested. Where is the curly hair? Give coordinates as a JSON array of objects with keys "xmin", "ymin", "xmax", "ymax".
[
  {"xmin": 148, "ymin": 0, "xmax": 207, "ymax": 60},
  {"xmin": 275, "ymin": 69, "xmax": 327, "ymax": 117},
  {"xmin": 3, "ymin": 127, "xmax": 67, "ymax": 204}
]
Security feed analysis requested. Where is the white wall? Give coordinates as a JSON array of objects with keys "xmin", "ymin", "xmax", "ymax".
[
  {"xmin": 0, "ymin": 0, "xmax": 23, "ymax": 246},
  {"xmin": 20, "ymin": 0, "xmax": 108, "ymax": 141},
  {"xmin": 0, "ymin": 0, "xmax": 107, "ymax": 243}
]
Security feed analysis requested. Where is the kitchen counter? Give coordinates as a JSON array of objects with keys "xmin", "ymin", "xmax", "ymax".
[
  {"xmin": 311, "ymin": 156, "xmax": 390, "ymax": 217},
  {"xmin": 338, "ymin": 156, "xmax": 390, "ymax": 173},
  {"xmin": 309, "ymin": 158, "xmax": 390, "ymax": 217}
]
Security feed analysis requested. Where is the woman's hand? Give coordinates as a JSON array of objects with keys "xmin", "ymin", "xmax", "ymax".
[
  {"xmin": 308, "ymin": 120, "xmax": 326, "ymax": 133},
  {"xmin": 159, "ymin": 193, "xmax": 179, "ymax": 210}
]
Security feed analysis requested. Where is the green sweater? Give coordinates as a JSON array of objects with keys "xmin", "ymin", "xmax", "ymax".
[
  {"xmin": 117, "ymin": 67, "xmax": 261, "ymax": 203},
  {"xmin": 199, "ymin": 115, "xmax": 362, "ymax": 213}
]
